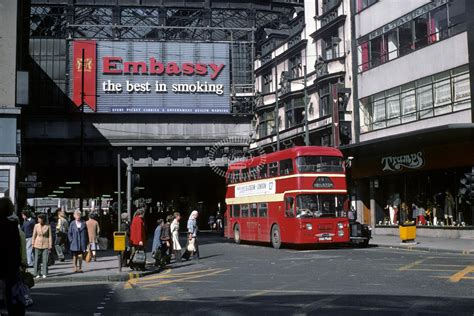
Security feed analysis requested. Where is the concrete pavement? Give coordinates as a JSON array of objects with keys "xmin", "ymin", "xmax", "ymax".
[
  {"xmin": 34, "ymin": 250, "xmax": 160, "ymax": 283},
  {"xmin": 372, "ymin": 234, "xmax": 474, "ymax": 255}
]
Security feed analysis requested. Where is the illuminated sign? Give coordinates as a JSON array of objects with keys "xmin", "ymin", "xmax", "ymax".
[{"xmin": 70, "ymin": 41, "xmax": 230, "ymax": 114}]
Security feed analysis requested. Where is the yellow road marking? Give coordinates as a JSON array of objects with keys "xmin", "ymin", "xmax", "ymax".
[
  {"xmin": 140, "ymin": 269, "xmax": 230, "ymax": 289},
  {"xmin": 137, "ymin": 268, "xmax": 219, "ymax": 283},
  {"xmin": 399, "ymin": 259, "xmax": 426, "ymax": 271},
  {"xmin": 449, "ymin": 265, "xmax": 474, "ymax": 283}
]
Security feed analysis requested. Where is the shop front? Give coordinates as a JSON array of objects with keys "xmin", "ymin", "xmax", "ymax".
[{"xmin": 342, "ymin": 125, "xmax": 474, "ymax": 238}]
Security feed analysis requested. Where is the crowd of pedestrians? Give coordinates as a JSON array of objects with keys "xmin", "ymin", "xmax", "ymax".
[{"xmin": 125, "ymin": 208, "xmax": 201, "ymax": 269}]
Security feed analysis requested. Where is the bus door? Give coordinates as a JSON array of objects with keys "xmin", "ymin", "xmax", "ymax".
[
  {"xmin": 279, "ymin": 194, "xmax": 297, "ymax": 242},
  {"xmin": 257, "ymin": 202, "xmax": 270, "ymax": 242},
  {"xmin": 246, "ymin": 203, "xmax": 258, "ymax": 240}
]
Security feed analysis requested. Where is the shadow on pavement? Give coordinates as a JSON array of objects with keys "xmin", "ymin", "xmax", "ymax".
[{"xmin": 104, "ymin": 293, "xmax": 474, "ymax": 315}]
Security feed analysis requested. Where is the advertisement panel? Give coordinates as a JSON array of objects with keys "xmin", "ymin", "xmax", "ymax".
[{"xmin": 70, "ymin": 40, "xmax": 230, "ymax": 114}]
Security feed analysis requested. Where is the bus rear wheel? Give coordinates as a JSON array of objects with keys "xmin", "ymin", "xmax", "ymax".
[
  {"xmin": 271, "ymin": 224, "xmax": 281, "ymax": 249},
  {"xmin": 234, "ymin": 224, "xmax": 241, "ymax": 244}
]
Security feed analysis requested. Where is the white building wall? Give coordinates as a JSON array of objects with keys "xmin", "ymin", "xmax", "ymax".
[
  {"xmin": 358, "ymin": 32, "xmax": 469, "ymax": 98},
  {"xmin": 356, "ymin": 0, "xmax": 431, "ymax": 37}
]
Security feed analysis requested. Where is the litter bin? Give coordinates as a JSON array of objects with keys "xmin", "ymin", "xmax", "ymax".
[
  {"xmin": 399, "ymin": 221, "xmax": 416, "ymax": 243},
  {"xmin": 113, "ymin": 232, "xmax": 126, "ymax": 252}
]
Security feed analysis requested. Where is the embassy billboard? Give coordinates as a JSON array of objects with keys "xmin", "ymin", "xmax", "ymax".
[{"xmin": 70, "ymin": 40, "xmax": 230, "ymax": 114}]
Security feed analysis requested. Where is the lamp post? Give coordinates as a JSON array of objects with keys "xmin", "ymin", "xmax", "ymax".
[
  {"xmin": 303, "ymin": 65, "xmax": 309, "ymax": 146},
  {"xmin": 79, "ymin": 48, "xmax": 85, "ymax": 214}
]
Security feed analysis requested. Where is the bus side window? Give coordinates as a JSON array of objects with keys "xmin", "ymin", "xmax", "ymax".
[
  {"xmin": 285, "ymin": 197, "xmax": 295, "ymax": 218},
  {"xmin": 258, "ymin": 203, "xmax": 268, "ymax": 217},
  {"xmin": 233, "ymin": 205, "xmax": 241, "ymax": 218},
  {"xmin": 259, "ymin": 164, "xmax": 268, "ymax": 179},
  {"xmin": 269, "ymin": 162, "xmax": 278, "ymax": 177},
  {"xmin": 279, "ymin": 159, "xmax": 294, "ymax": 175},
  {"xmin": 241, "ymin": 204, "xmax": 249, "ymax": 217},
  {"xmin": 250, "ymin": 203, "xmax": 258, "ymax": 217},
  {"xmin": 233, "ymin": 171, "xmax": 241, "ymax": 183}
]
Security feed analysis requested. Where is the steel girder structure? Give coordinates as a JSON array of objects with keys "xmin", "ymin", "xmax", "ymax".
[{"xmin": 29, "ymin": 0, "xmax": 302, "ymax": 115}]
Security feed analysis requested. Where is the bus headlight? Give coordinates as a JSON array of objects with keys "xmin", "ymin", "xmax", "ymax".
[
  {"xmin": 338, "ymin": 230, "xmax": 345, "ymax": 237},
  {"xmin": 306, "ymin": 223, "xmax": 313, "ymax": 230},
  {"xmin": 337, "ymin": 222, "xmax": 344, "ymax": 229}
]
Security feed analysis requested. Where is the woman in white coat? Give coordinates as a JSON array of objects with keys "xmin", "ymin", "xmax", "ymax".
[{"xmin": 171, "ymin": 212, "xmax": 182, "ymax": 262}]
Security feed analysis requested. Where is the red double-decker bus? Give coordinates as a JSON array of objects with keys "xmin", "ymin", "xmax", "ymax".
[{"xmin": 224, "ymin": 146, "xmax": 351, "ymax": 248}]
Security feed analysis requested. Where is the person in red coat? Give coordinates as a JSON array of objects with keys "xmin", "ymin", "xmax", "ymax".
[{"xmin": 130, "ymin": 209, "xmax": 146, "ymax": 252}]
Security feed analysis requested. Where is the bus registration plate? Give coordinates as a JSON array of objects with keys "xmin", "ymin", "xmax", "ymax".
[{"xmin": 318, "ymin": 234, "xmax": 332, "ymax": 241}]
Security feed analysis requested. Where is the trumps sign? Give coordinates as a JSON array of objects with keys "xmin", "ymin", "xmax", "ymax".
[{"xmin": 70, "ymin": 41, "xmax": 230, "ymax": 114}]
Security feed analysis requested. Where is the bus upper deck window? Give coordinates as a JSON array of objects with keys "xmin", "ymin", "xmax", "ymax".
[
  {"xmin": 279, "ymin": 159, "xmax": 294, "ymax": 175},
  {"xmin": 259, "ymin": 164, "xmax": 268, "ymax": 178},
  {"xmin": 269, "ymin": 162, "xmax": 278, "ymax": 177}
]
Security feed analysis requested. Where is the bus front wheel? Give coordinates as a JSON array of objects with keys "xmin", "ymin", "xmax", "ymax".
[
  {"xmin": 234, "ymin": 224, "xmax": 241, "ymax": 244},
  {"xmin": 271, "ymin": 224, "xmax": 281, "ymax": 249}
]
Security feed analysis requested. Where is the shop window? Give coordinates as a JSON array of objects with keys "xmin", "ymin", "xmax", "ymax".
[
  {"xmin": 241, "ymin": 204, "xmax": 249, "ymax": 217},
  {"xmin": 258, "ymin": 203, "xmax": 268, "ymax": 217},
  {"xmin": 416, "ymin": 77, "xmax": 433, "ymax": 119},
  {"xmin": 262, "ymin": 72, "xmax": 272, "ymax": 94},
  {"xmin": 429, "ymin": 5, "xmax": 448, "ymax": 43},
  {"xmin": 250, "ymin": 203, "xmax": 258, "ymax": 217},
  {"xmin": 414, "ymin": 13, "xmax": 429, "ymax": 49},
  {"xmin": 233, "ymin": 205, "xmax": 241, "ymax": 218},
  {"xmin": 399, "ymin": 21, "xmax": 414, "ymax": 56},
  {"xmin": 370, "ymin": 35, "xmax": 384, "ymax": 67},
  {"xmin": 269, "ymin": 162, "xmax": 278, "ymax": 177},
  {"xmin": 279, "ymin": 159, "xmax": 294, "ymax": 176},
  {"xmin": 319, "ymin": 85, "xmax": 331, "ymax": 117},
  {"xmin": 401, "ymin": 83, "xmax": 416, "ymax": 123}
]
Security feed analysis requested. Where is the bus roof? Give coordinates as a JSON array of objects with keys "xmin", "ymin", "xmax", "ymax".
[{"xmin": 227, "ymin": 146, "xmax": 343, "ymax": 171}]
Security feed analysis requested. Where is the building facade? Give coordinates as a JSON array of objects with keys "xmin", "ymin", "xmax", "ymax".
[
  {"xmin": 252, "ymin": 0, "xmax": 354, "ymax": 153},
  {"xmin": 0, "ymin": 1, "xmax": 29, "ymax": 204},
  {"xmin": 18, "ymin": 0, "xmax": 302, "ymax": 213},
  {"xmin": 344, "ymin": 0, "xmax": 474, "ymax": 230}
]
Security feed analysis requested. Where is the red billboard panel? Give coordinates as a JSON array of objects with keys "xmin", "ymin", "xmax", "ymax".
[{"xmin": 72, "ymin": 40, "xmax": 97, "ymax": 111}]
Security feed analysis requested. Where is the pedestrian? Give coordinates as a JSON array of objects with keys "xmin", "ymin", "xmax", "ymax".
[
  {"xmin": 208, "ymin": 215, "xmax": 215, "ymax": 230},
  {"xmin": 32, "ymin": 214, "xmax": 52, "ymax": 279},
  {"xmin": 160, "ymin": 215, "xmax": 173, "ymax": 264},
  {"xmin": 68, "ymin": 210, "xmax": 88, "ymax": 273},
  {"xmin": 151, "ymin": 219, "xmax": 164, "ymax": 267},
  {"xmin": 86, "ymin": 213, "xmax": 100, "ymax": 261},
  {"xmin": 171, "ymin": 212, "xmax": 182, "ymax": 263},
  {"xmin": 21, "ymin": 210, "xmax": 35, "ymax": 267},
  {"xmin": 129, "ymin": 209, "xmax": 146, "ymax": 259},
  {"xmin": 0, "ymin": 197, "xmax": 25, "ymax": 315},
  {"xmin": 187, "ymin": 210, "xmax": 199, "ymax": 260},
  {"xmin": 120, "ymin": 213, "xmax": 131, "ymax": 267},
  {"xmin": 55, "ymin": 210, "xmax": 68, "ymax": 261}
]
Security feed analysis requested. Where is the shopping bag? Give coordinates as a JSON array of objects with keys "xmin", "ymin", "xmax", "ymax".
[
  {"xmin": 187, "ymin": 238, "xmax": 196, "ymax": 253},
  {"xmin": 85, "ymin": 249, "xmax": 92, "ymax": 263}
]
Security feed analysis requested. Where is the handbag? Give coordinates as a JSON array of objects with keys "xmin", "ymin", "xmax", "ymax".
[
  {"xmin": 20, "ymin": 270, "xmax": 35, "ymax": 289},
  {"xmin": 85, "ymin": 246, "xmax": 92, "ymax": 263},
  {"xmin": 11, "ymin": 279, "xmax": 29, "ymax": 306},
  {"xmin": 187, "ymin": 238, "xmax": 196, "ymax": 252},
  {"xmin": 132, "ymin": 249, "xmax": 146, "ymax": 265}
]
